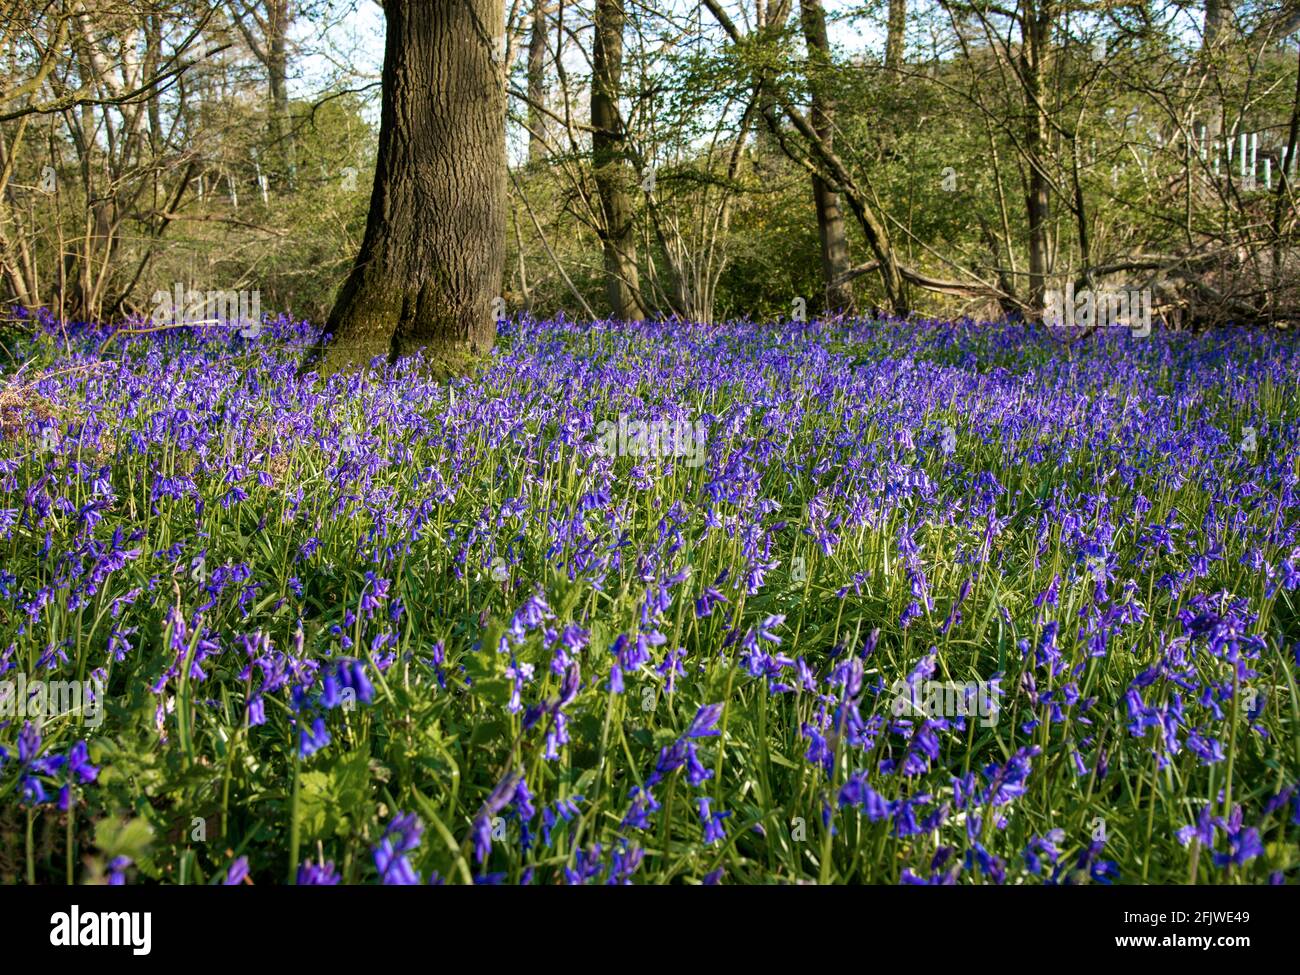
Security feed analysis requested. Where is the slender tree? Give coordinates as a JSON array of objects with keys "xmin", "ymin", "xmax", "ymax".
[
  {"xmin": 230, "ymin": 1, "xmax": 297, "ymax": 186},
  {"xmin": 527, "ymin": 0, "xmax": 548, "ymax": 164},
  {"xmin": 800, "ymin": 0, "xmax": 852, "ymax": 312},
  {"xmin": 591, "ymin": 0, "xmax": 646, "ymax": 320},
  {"xmin": 1199, "ymin": 0, "xmax": 1232, "ymax": 146},
  {"xmin": 885, "ymin": 0, "xmax": 905, "ymax": 74},
  {"xmin": 1019, "ymin": 0, "xmax": 1054, "ymax": 314}
]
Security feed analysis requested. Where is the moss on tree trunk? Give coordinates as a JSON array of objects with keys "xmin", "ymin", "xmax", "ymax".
[{"xmin": 314, "ymin": 0, "xmax": 506, "ymax": 376}]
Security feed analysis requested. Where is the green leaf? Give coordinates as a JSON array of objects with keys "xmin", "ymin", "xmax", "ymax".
[
  {"xmin": 297, "ymin": 748, "xmax": 371, "ymax": 842},
  {"xmin": 94, "ymin": 816, "xmax": 154, "ymax": 861}
]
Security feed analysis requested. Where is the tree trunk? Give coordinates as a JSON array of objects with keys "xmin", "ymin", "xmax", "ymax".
[
  {"xmin": 232, "ymin": 2, "xmax": 297, "ymax": 187},
  {"xmin": 319, "ymin": 0, "xmax": 506, "ymax": 374},
  {"xmin": 1199, "ymin": 1, "xmax": 1231, "ymax": 146},
  {"xmin": 1204, "ymin": 0, "xmax": 1226, "ymax": 48},
  {"xmin": 267, "ymin": 0, "xmax": 295, "ymax": 187},
  {"xmin": 799, "ymin": 0, "xmax": 852, "ymax": 312},
  {"xmin": 527, "ymin": 0, "xmax": 548, "ymax": 164},
  {"xmin": 753, "ymin": 0, "xmax": 792, "ymax": 156},
  {"xmin": 1271, "ymin": 43, "xmax": 1300, "ymax": 308},
  {"xmin": 1021, "ymin": 1, "xmax": 1053, "ymax": 315},
  {"xmin": 885, "ymin": 0, "xmax": 905, "ymax": 74},
  {"xmin": 591, "ymin": 0, "xmax": 646, "ymax": 320}
]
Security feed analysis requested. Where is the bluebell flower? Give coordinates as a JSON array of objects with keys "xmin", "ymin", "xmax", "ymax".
[
  {"xmin": 695, "ymin": 797, "xmax": 728, "ymax": 845},
  {"xmin": 107, "ymin": 856, "xmax": 131, "ymax": 886},
  {"xmin": 374, "ymin": 811, "xmax": 424, "ymax": 883},
  {"xmin": 223, "ymin": 856, "xmax": 250, "ymax": 885},
  {"xmin": 1212, "ymin": 823, "xmax": 1264, "ymax": 869},
  {"xmin": 1024, "ymin": 830, "xmax": 1065, "ymax": 875},
  {"xmin": 685, "ymin": 703, "xmax": 723, "ymax": 738},
  {"xmin": 1176, "ymin": 804, "xmax": 1219, "ymax": 847},
  {"xmin": 470, "ymin": 769, "xmax": 523, "ymax": 863},
  {"xmin": 297, "ymin": 859, "xmax": 340, "ymax": 885},
  {"xmin": 298, "ymin": 716, "xmax": 330, "ymax": 757}
]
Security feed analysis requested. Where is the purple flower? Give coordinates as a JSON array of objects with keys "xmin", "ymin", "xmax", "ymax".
[
  {"xmin": 374, "ymin": 811, "xmax": 424, "ymax": 884},
  {"xmin": 297, "ymin": 859, "xmax": 340, "ymax": 885},
  {"xmin": 107, "ymin": 856, "xmax": 131, "ymax": 886},
  {"xmin": 685, "ymin": 703, "xmax": 723, "ymax": 738},
  {"xmin": 223, "ymin": 856, "xmax": 250, "ymax": 885},
  {"xmin": 298, "ymin": 717, "xmax": 331, "ymax": 757},
  {"xmin": 66, "ymin": 741, "xmax": 98, "ymax": 784},
  {"xmin": 1176, "ymin": 804, "xmax": 1219, "ymax": 848},
  {"xmin": 1211, "ymin": 827, "xmax": 1265, "ymax": 868},
  {"xmin": 470, "ymin": 769, "xmax": 523, "ymax": 863},
  {"xmin": 696, "ymin": 797, "xmax": 730, "ymax": 845}
]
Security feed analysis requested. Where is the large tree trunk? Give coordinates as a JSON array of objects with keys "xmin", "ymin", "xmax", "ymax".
[
  {"xmin": 591, "ymin": 0, "xmax": 646, "ymax": 320},
  {"xmin": 799, "ymin": 0, "xmax": 852, "ymax": 313},
  {"xmin": 319, "ymin": 0, "xmax": 506, "ymax": 373}
]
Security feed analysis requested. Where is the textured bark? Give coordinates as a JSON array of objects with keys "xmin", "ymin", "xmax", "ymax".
[
  {"xmin": 527, "ymin": 0, "xmax": 547, "ymax": 164},
  {"xmin": 885, "ymin": 0, "xmax": 905, "ymax": 74},
  {"xmin": 1204, "ymin": 0, "xmax": 1227, "ymax": 48},
  {"xmin": 1021, "ymin": 1, "xmax": 1053, "ymax": 313},
  {"xmin": 267, "ymin": 1, "xmax": 294, "ymax": 185},
  {"xmin": 799, "ymin": 0, "xmax": 852, "ymax": 313},
  {"xmin": 1270, "ymin": 44, "xmax": 1300, "ymax": 295},
  {"xmin": 1199, "ymin": 1, "xmax": 1231, "ymax": 145},
  {"xmin": 232, "ymin": 2, "xmax": 296, "ymax": 186},
  {"xmin": 753, "ymin": 0, "xmax": 792, "ymax": 156},
  {"xmin": 591, "ymin": 0, "xmax": 645, "ymax": 321},
  {"xmin": 320, "ymin": 0, "xmax": 506, "ymax": 374}
]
